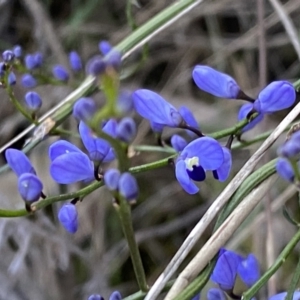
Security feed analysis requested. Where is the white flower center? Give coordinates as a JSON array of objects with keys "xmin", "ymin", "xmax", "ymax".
[{"xmin": 185, "ymin": 157, "xmax": 199, "ymax": 171}]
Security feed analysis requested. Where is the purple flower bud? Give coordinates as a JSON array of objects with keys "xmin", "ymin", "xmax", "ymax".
[
  {"xmin": 8, "ymin": 72, "xmax": 16, "ymax": 86},
  {"xmin": 133, "ymin": 89, "xmax": 183, "ymax": 127},
  {"xmin": 109, "ymin": 291, "xmax": 122, "ymax": 300},
  {"xmin": 171, "ymin": 135, "xmax": 188, "ymax": 152},
  {"xmin": 52, "ymin": 65, "xmax": 69, "ymax": 81},
  {"xmin": 69, "ymin": 51, "xmax": 82, "ymax": 72},
  {"xmin": 192, "ymin": 65, "xmax": 240, "ymax": 99},
  {"xmin": 116, "ymin": 117, "xmax": 137, "ymax": 143},
  {"xmin": 207, "ymin": 288, "xmax": 226, "ymax": 300},
  {"xmin": 237, "ymin": 103, "xmax": 264, "ymax": 132},
  {"xmin": 0, "ymin": 62, "xmax": 5, "ymax": 76},
  {"xmin": 2, "ymin": 50, "xmax": 14, "ymax": 62},
  {"xmin": 88, "ymin": 295, "xmax": 104, "ymax": 300},
  {"xmin": 237, "ymin": 254, "xmax": 260, "ymax": 287},
  {"xmin": 118, "ymin": 173, "xmax": 138, "ymax": 201},
  {"xmin": 58, "ymin": 204, "xmax": 78, "ymax": 233},
  {"xmin": 73, "ymin": 97, "xmax": 97, "ymax": 122},
  {"xmin": 105, "ymin": 50, "xmax": 122, "ymax": 70},
  {"xmin": 117, "ymin": 90, "xmax": 134, "ymax": 113},
  {"xmin": 24, "ymin": 91, "xmax": 42, "ymax": 111},
  {"xmin": 276, "ymin": 158, "xmax": 294, "ymax": 183},
  {"xmin": 33, "ymin": 52, "xmax": 43, "ymax": 67},
  {"xmin": 269, "ymin": 292, "xmax": 300, "ymax": 300},
  {"xmin": 13, "ymin": 45, "xmax": 22, "ymax": 58},
  {"xmin": 277, "ymin": 131, "xmax": 300, "ymax": 158},
  {"xmin": 21, "ymin": 74, "xmax": 37, "ymax": 88},
  {"xmin": 104, "ymin": 169, "xmax": 121, "ymax": 191},
  {"xmin": 86, "ymin": 55, "xmax": 106, "ymax": 76},
  {"xmin": 25, "ymin": 54, "xmax": 38, "ymax": 70},
  {"xmin": 5, "ymin": 148, "xmax": 36, "ymax": 177},
  {"xmin": 253, "ymin": 81, "xmax": 296, "ymax": 113},
  {"xmin": 99, "ymin": 41, "xmax": 112, "ymax": 55},
  {"xmin": 18, "ymin": 173, "xmax": 43, "ymax": 202}
]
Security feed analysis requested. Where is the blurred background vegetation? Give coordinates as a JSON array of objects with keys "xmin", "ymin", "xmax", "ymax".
[{"xmin": 0, "ymin": 0, "xmax": 300, "ymax": 299}]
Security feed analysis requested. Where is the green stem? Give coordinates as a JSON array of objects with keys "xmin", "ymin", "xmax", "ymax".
[
  {"xmin": 286, "ymin": 253, "xmax": 300, "ymax": 300},
  {"xmin": 243, "ymin": 228, "xmax": 300, "ymax": 300},
  {"xmin": 6, "ymin": 86, "xmax": 37, "ymax": 124},
  {"xmin": 116, "ymin": 198, "xmax": 148, "ymax": 292}
]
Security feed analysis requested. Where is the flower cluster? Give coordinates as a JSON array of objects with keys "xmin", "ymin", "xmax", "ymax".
[
  {"xmin": 88, "ymin": 291, "xmax": 122, "ymax": 300},
  {"xmin": 276, "ymin": 131, "xmax": 300, "ymax": 183},
  {"xmin": 104, "ymin": 169, "xmax": 139, "ymax": 203}
]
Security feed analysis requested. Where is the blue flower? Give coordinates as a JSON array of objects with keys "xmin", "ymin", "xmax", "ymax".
[
  {"xmin": 5, "ymin": 149, "xmax": 43, "ymax": 203},
  {"xmin": 118, "ymin": 172, "xmax": 138, "ymax": 202},
  {"xmin": 99, "ymin": 41, "xmax": 112, "ymax": 55},
  {"xmin": 79, "ymin": 120, "xmax": 116, "ymax": 163},
  {"xmin": 73, "ymin": 97, "xmax": 97, "ymax": 122},
  {"xmin": 277, "ymin": 131, "xmax": 300, "ymax": 158},
  {"xmin": 237, "ymin": 253, "xmax": 260, "ymax": 287},
  {"xmin": 69, "ymin": 51, "xmax": 82, "ymax": 72},
  {"xmin": 104, "ymin": 169, "xmax": 121, "ymax": 191},
  {"xmin": 150, "ymin": 121, "xmax": 164, "ymax": 133},
  {"xmin": 253, "ymin": 81, "xmax": 296, "ymax": 113},
  {"xmin": 116, "ymin": 117, "xmax": 137, "ymax": 143},
  {"xmin": 18, "ymin": 173, "xmax": 43, "ymax": 203},
  {"xmin": 49, "ymin": 140, "xmax": 94, "ymax": 184},
  {"xmin": 276, "ymin": 158, "xmax": 294, "ymax": 183},
  {"xmin": 207, "ymin": 288, "xmax": 226, "ymax": 300},
  {"xmin": 191, "ymin": 294, "xmax": 200, "ymax": 300},
  {"xmin": 25, "ymin": 52, "xmax": 43, "ymax": 70},
  {"xmin": 175, "ymin": 137, "xmax": 224, "ymax": 194},
  {"xmin": 86, "ymin": 55, "xmax": 106, "ymax": 76},
  {"xmin": 212, "ymin": 147, "xmax": 232, "ymax": 182},
  {"xmin": 133, "ymin": 89, "xmax": 183, "ymax": 127},
  {"xmin": 88, "ymin": 295, "xmax": 104, "ymax": 300},
  {"xmin": 52, "ymin": 65, "xmax": 69, "ymax": 81},
  {"xmin": 211, "ymin": 249, "xmax": 243, "ymax": 291},
  {"xmin": 171, "ymin": 135, "xmax": 188, "ymax": 152},
  {"xmin": 8, "ymin": 72, "xmax": 16, "ymax": 86},
  {"xmin": 117, "ymin": 90, "xmax": 134, "ymax": 114},
  {"xmin": 5, "ymin": 148, "xmax": 36, "ymax": 176},
  {"xmin": 58, "ymin": 204, "xmax": 78, "ymax": 233},
  {"xmin": 192, "ymin": 65, "xmax": 240, "ymax": 99},
  {"xmin": 238, "ymin": 103, "xmax": 264, "ymax": 132},
  {"xmin": 13, "ymin": 45, "xmax": 22, "ymax": 58},
  {"xmin": 109, "ymin": 291, "xmax": 122, "ymax": 300},
  {"xmin": 21, "ymin": 74, "xmax": 37, "ymax": 88},
  {"xmin": 269, "ymin": 292, "xmax": 300, "ymax": 300},
  {"xmin": 2, "ymin": 50, "xmax": 14, "ymax": 62},
  {"xmin": 24, "ymin": 91, "xmax": 42, "ymax": 111}
]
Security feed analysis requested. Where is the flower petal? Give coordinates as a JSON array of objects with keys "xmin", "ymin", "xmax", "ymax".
[
  {"xmin": 49, "ymin": 140, "xmax": 83, "ymax": 162},
  {"xmin": 133, "ymin": 89, "xmax": 182, "ymax": 127},
  {"xmin": 5, "ymin": 149, "xmax": 36, "ymax": 176},
  {"xmin": 211, "ymin": 250, "xmax": 243, "ymax": 290},
  {"xmin": 181, "ymin": 137, "xmax": 224, "ymax": 170},
  {"xmin": 238, "ymin": 103, "xmax": 264, "ymax": 132},
  {"xmin": 50, "ymin": 152, "xmax": 94, "ymax": 184},
  {"xmin": 237, "ymin": 254, "xmax": 260, "ymax": 287},
  {"xmin": 79, "ymin": 121, "xmax": 111, "ymax": 162},
  {"xmin": 18, "ymin": 173, "xmax": 43, "ymax": 202},
  {"xmin": 254, "ymin": 81, "xmax": 296, "ymax": 113},
  {"xmin": 276, "ymin": 158, "xmax": 294, "ymax": 183},
  {"xmin": 269, "ymin": 292, "xmax": 300, "ymax": 300},
  {"xmin": 58, "ymin": 204, "xmax": 78, "ymax": 233},
  {"xmin": 175, "ymin": 160, "xmax": 199, "ymax": 194},
  {"xmin": 192, "ymin": 65, "xmax": 240, "ymax": 99},
  {"xmin": 207, "ymin": 288, "xmax": 226, "ymax": 300},
  {"xmin": 171, "ymin": 135, "xmax": 188, "ymax": 152},
  {"xmin": 187, "ymin": 165, "xmax": 206, "ymax": 181},
  {"xmin": 213, "ymin": 147, "xmax": 232, "ymax": 182}
]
